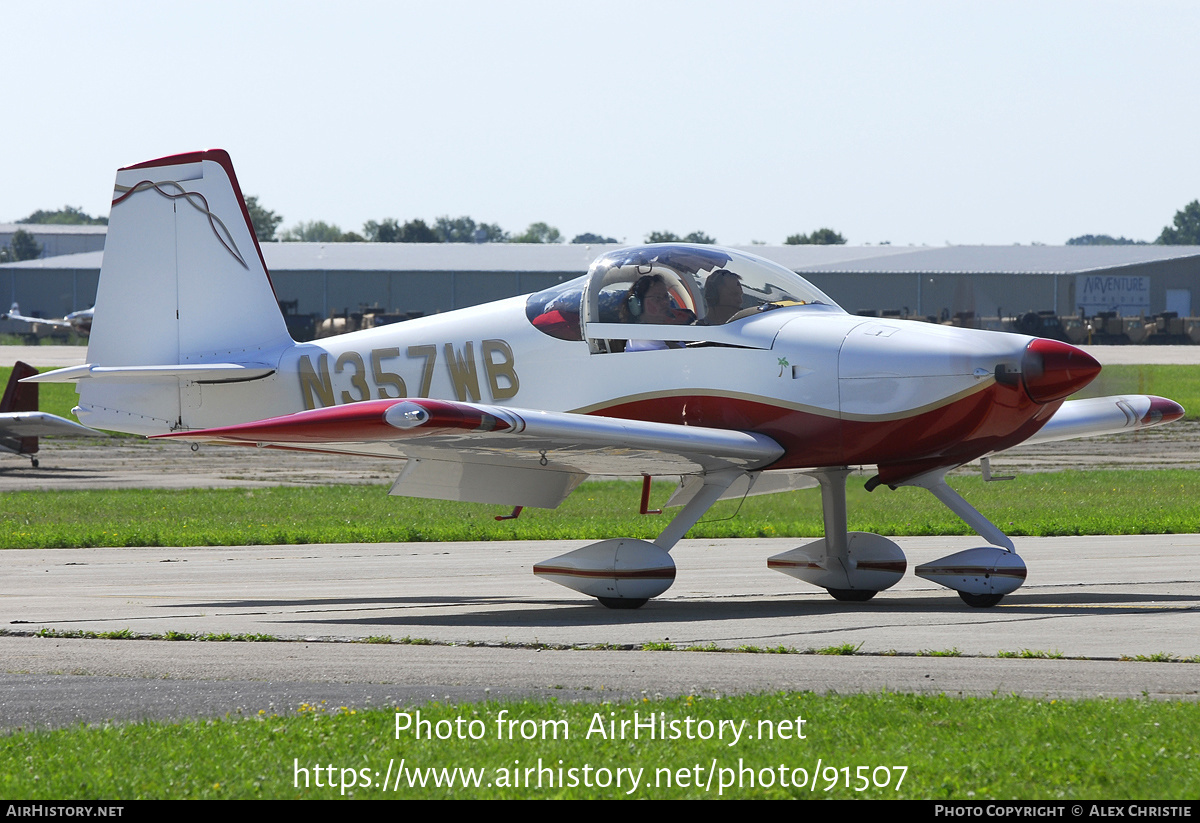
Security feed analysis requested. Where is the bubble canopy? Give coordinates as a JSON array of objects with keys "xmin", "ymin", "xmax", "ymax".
[{"xmin": 525, "ymin": 244, "xmax": 843, "ymax": 344}]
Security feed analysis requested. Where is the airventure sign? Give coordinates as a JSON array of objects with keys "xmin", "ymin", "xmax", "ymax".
[{"xmin": 1076, "ymin": 274, "xmax": 1151, "ymax": 316}]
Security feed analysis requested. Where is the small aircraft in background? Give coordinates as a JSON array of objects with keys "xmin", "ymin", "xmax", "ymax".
[
  {"xmin": 64, "ymin": 306, "xmax": 95, "ymax": 335},
  {"xmin": 27, "ymin": 150, "xmax": 1184, "ymax": 608},
  {"xmin": 1, "ymin": 362, "xmax": 102, "ymax": 467},
  {"xmin": 0, "ymin": 303, "xmax": 74, "ymax": 341}
]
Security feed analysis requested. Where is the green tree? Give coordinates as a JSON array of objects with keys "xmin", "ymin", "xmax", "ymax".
[
  {"xmin": 435, "ymin": 216, "xmax": 476, "ymax": 242},
  {"xmin": 434, "ymin": 216, "xmax": 507, "ymax": 243},
  {"xmin": 1066, "ymin": 234, "xmax": 1146, "ymax": 246},
  {"xmin": 18, "ymin": 205, "xmax": 107, "ymax": 225},
  {"xmin": 363, "ymin": 218, "xmax": 402, "ymax": 242},
  {"xmin": 280, "ymin": 221, "xmax": 349, "ymax": 242},
  {"xmin": 1157, "ymin": 201, "xmax": 1200, "ymax": 245},
  {"xmin": 398, "ymin": 219, "xmax": 438, "ymax": 243},
  {"xmin": 365, "ymin": 218, "xmax": 440, "ymax": 242},
  {"xmin": 2, "ymin": 229, "xmax": 44, "ymax": 261},
  {"xmin": 245, "ymin": 197, "xmax": 282, "ymax": 242},
  {"xmin": 510, "ymin": 222, "xmax": 562, "ymax": 244},
  {"xmin": 571, "ymin": 232, "xmax": 618, "ymax": 244},
  {"xmin": 645, "ymin": 230, "xmax": 716, "ymax": 244},
  {"xmin": 646, "ymin": 231, "xmax": 680, "ymax": 243},
  {"xmin": 785, "ymin": 228, "xmax": 846, "ymax": 245}
]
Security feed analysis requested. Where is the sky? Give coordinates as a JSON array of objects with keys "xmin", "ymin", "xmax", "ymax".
[{"xmin": 4, "ymin": 0, "xmax": 1198, "ymax": 247}]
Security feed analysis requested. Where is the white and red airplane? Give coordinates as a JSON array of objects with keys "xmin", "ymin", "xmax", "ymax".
[{"xmin": 26, "ymin": 150, "xmax": 1184, "ymax": 609}]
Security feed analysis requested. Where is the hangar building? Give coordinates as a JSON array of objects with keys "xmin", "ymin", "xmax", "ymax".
[
  {"xmin": 0, "ymin": 224, "xmax": 107, "ymax": 260},
  {"xmin": 3, "ymin": 242, "xmax": 1199, "ymax": 333}
]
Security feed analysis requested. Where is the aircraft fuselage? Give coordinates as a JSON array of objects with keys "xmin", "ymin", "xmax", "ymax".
[{"xmin": 157, "ymin": 294, "xmax": 1085, "ymax": 485}]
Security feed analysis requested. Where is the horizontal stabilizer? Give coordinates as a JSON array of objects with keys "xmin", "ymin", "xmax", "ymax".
[
  {"xmin": 24, "ymin": 363, "xmax": 275, "ymax": 384},
  {"xmin": 0, "ymin": 412, "xmax": 103, "ymax": 438}
]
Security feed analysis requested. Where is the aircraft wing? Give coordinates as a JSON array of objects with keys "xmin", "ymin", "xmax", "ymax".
[
  {"xmin": 153, "ymin": 398, "xmax": 784, "ymax": 508},
  {"xmin": 0, "ymin": 412, "xmax": 103, "ymax": 438},
  {"xmin": 1016, "ymin": 395, "xmax": 1184, "ymax": 446}
]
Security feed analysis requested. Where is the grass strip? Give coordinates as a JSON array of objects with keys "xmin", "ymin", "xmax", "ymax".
[
  {"xmin": 0, "ymin": 692, "xmax": 1196, "ymax": 799},
  {"xmin": 1076, "ymin": 363, "xmax": 1200, "ymax": 419},
  {"xmin": 3, "ymin": 470, "xmax": 1200, "ymax": 549},
  {"xmin": 15, "ymin": 630, "xmax": 1200, "ymax": 662}
]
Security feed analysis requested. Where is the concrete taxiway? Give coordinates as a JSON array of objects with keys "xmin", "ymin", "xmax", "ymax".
[
  {"xmin": 1, "ymin": 535, "xmax": 1197, "ymax": 728},
  {"xmin": 6, "ymin": 536, "xmax": 1199, "ymax": 657}
]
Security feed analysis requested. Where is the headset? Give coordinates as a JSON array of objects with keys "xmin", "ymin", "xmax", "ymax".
[{"xmin": 626, "ymin": 274, "xmax": 664, "ymax": 318}]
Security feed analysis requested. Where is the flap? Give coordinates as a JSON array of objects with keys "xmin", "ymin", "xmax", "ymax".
[{"xmin": 391, "ymin": 457, "xmax": 586, "ymax": 509}]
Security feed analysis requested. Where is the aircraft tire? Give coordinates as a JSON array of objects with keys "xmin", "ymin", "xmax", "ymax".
[
  {"xmin": 958, "ymin": 591, "xmax": 1004, "ymax": 608},
  {"xmin": 597, "ymin": 597, "xmax": 649, "ymax": 610},
  {"xmin": 826, "ymin": 588, "xmax": 877, "ymax": 602}
]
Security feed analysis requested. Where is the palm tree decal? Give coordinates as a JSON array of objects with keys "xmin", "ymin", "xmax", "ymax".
[{"xmin": 777, "ymin": 356, "xmax": 789, "ymax": 377}]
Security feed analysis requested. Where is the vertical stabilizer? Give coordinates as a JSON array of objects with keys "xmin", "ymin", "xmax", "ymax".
[
  {"xmin": 74, "ymin": 150, "xmax": 295, "ymax": 434},
  {"xmin": 1, "ymin": 362, "xmax": 40, "ymax": 457},
  {"xmin": 88, "ymin": 150, "xmax": 293, "ymax": 367},
  {"xmin": 1, "ymin": 362, "xmax": 39, "ymax": 413}
]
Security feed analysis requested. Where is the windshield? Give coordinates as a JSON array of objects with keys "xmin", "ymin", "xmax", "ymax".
[
  {"xmin": 526, "ymin": 245, "xmax": 843, "ymax": 345},
  {"xmin": 580, "ymin": 244, "xmax": 841, "ymax": 351},
  {"xmin": 526, "ymin": 276, "xmax": 587, "ymax": 341},
  {"xmin": 586, "ymin": 245, "xmax": 837, "ymax": 322}
]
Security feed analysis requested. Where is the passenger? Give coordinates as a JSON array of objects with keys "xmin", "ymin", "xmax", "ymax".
[
  {"xmin": 621, "ymin": 274, "xmax": 692, "ymax": 351},
  {"xmin": 701, "ymin": 269, "xmax": 744, "ymax": 325}
]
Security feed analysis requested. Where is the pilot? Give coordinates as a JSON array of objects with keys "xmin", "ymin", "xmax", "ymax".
[
  {"xmin": 701, "ymin": 269, "xmax": 744, "ymax": 325},
  {"xmin": 621, "ymin": 274, "xmax": 692, "ymax": 351}
]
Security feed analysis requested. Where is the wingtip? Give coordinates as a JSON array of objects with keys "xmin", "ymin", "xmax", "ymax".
[{"xmin": 1143, "ymin": 396, "xmax": 1185, "ymax": 425}]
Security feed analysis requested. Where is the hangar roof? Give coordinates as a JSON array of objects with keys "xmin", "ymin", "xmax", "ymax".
[
  {"xmin": 0, "ymin": 223, "xmax": 108, "ymax": 236},
  {"xmin": 258, "ymin": 241, "xmax": 621, "ymax": 272},
  {"xmin": 0, "ymin": 251, "xmax": 103, "ymax": 269},
  {"xmin": 0, "ymin": 244, "xmax": 622, "ymax": 273},
  {"xmin": 784, "ymin": 245, "xmax": 1200, "ymax": 275},
  {"xmin": 3, "ymin": 243, "xmax": 1200, "ymax": 276}
]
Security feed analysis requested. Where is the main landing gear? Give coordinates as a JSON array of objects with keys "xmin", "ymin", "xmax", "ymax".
[
  {"xmin": 532, "ymin": 466, "xmax": 1025, "ymax": 609},
  {"xmin": 597, "ymin": 597, "xmax": 649, "ymax": 610},
  {"xmin": 900, "ymin": 468, "xmax": 1027, "ymax": 607},
  {"xmin": 765, "ymin": 467, "xmax": 1026, "ymax": 608},
  {"xmin": 827, "ymin": 589, "xmax": 878, "ymax": 602},
  {"xmin": 767, "ymin": 469, "xmax": 907, "ymax": 602},
  {"xmin": 533, "ymin": 469, "xmax": 743, "ymax": 609},
  {"xmin": 958, "ymin": 592, "xmax": 1004, "ymax": 608}
]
